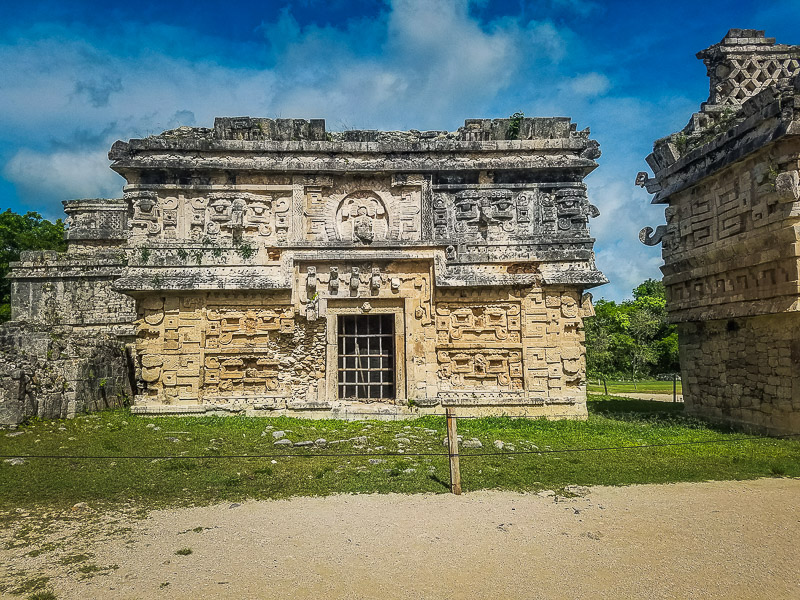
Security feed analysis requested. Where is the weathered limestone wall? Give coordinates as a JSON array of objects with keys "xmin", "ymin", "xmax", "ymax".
[
  {"xmin": 10, "ymin": 198, "xmax": 136, "ymax": 331},
  {"xmin": 431, "ymin": 287, "xmax": 590, "ymax": 409},
  {"xmin": 679, "ymin": 315, "xmax": 800, "ymax": 434},
  {"xmin": 640, "ymin": 30, "xmax": 800, "ymax": 435},
  {"xmin": 134, "ymin": 291, "xmax": 322, "ymax": 409},
  {"xmin": 11, "ymin": 250, "xmax": 135, "ymax": 329},
  {"xmin": 0, "ymin": 326, "xmax": 133, "ymax": 425},
  {"xmin": 1, "ymin": 197, "xmax": 138, "ymax": 425},
  {"xmin": 130, "ymin": 285, "xmax": 591, "ymax": 416},
  {"xmin": 7, "ymin": 115, "xmax": 605, "ymax": 422}
]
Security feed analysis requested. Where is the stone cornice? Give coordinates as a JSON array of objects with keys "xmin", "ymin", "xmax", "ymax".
[{"xmin": 648, "ymin": 86, "xmax": 799, "ymax": 203}]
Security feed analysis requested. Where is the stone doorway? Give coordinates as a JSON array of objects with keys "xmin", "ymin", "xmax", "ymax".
[{"xmin": 337, "ymin": 314, "xmax": 396, "ymax": 400}]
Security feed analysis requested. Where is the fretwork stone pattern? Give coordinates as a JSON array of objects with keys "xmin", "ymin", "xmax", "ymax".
[
  {"xmin": 4, "ymin": 116, "xmax": 606, "ymax": 422},
  {"xmin": 639, "ymin": 30, "xmax": 800, "ymax": 435}
]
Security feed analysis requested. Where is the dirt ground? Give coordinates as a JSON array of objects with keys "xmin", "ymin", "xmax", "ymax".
[{"xmin": 2, "ymin": 478, "xmax": 799, "ymax": 599}]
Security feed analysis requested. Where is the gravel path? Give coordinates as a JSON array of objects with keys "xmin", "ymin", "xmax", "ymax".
[{"xmin": 3, "ymin": 479, "xmax": 798, "ymax": 599}]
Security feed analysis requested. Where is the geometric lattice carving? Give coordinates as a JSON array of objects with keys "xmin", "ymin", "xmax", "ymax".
[
  {"xmin": 697, "ymin": 30, "xmax": 800, "ymax": 109},
  {"xmin": 713, "ymin": 56, "xmax": 800, "ymax": 106}
]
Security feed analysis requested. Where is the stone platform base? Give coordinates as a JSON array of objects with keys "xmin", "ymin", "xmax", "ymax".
[{"xmin": 130, "ymin": 398, "xmax": 587, "ymax": 421}]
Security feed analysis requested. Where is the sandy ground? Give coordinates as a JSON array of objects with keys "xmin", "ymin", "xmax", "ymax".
[{"xmin": 2, "ymin": 479, "xmax": 799, "ymax": 599}]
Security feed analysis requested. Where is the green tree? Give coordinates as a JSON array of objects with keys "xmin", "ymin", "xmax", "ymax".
[
  {"xmin": 632, "ymin": 278, "xmax": 664, "ymax": 300},
  {"xmin": 585, "ymin": 278, "xmax": 679, "ymax": 383},
  {"xmin": 656, "ymin": 330, "xmax": 680, "ymax": 374},
  {"xmin": 626, "ymin": 293, "xmax": 667, "ymax": 383},
  {"xmin": 0, "ymin": 209, "xmax": 66, "ymax": 321},
  {"xmin": 585, "ymin": 299, "xmax": 619, "ymax": 392}
]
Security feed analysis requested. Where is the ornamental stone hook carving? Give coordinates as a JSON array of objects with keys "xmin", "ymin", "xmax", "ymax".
[
  {"xmin": 639, "ymin": 225, "xmax": 667, "ymax": 246},
  {"xmin": 635, "ymin": 171, "xmax": 662, "ymax": 193}
]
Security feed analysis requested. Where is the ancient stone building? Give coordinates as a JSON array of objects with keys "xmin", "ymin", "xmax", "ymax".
[
  {"xmin": 640, "ymin": 30, "xmax": 800, "ymax": 435},
  {"xmin": 4, "ymin": 116, "xmax": 605, "ymax": 422}
]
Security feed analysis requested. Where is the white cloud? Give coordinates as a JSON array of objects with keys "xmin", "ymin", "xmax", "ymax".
[
  {"xmin": 586, "ymin": 173, "xmax": 667, "ymax": 300},
  {"xmin": 257, "ymin": 0, "xmax": 569, "ymax": 129},
  {"xmin": 4, "ymin": 148, "xmax": 123, "ymax": 209},
  {"xmin": 564, "ymin": 72, "xmax": 611, "ymax": 97}
]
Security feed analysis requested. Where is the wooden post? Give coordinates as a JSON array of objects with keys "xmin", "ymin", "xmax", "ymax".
[
  {"xmin": 673, "ymin": 373, "xmax": 677, "ymax": 403},
  {"xmin": 446, "ymin": 407, "xmax": 462, "ymax": 495}
]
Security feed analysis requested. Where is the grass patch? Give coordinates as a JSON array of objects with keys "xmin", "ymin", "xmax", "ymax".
[
  {"xmin": 77, "ymin": 564, "xmax": 102, "ymax": 574},
  {"xmin": 8, "ymin": 576, "xmax": 49, "ymax": 594},
  {"xmin": 175, "ymin": 547, "xmax": 192, "ymax": 556},
  {"xmin": 587, "ymin": 379, "xmax": 682, "ymax": 395},
  {"xmin": 59, "ymin": 553, "xmax": 91, "ymax": 565},
  {"xmin": 0, "ymin": 400, "xmax": 798, "ymax": 511},
  {"xmin": 74, "ymin": 563, "xmax": 117, "ymax": 580},
  {"xmin": 28, "ymin": 592, "xmax": 57, "ymax": 600}
]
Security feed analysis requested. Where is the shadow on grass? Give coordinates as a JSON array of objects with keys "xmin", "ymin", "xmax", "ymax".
[
  {"xmin": 587, "ymin": 395, "xmax": 738, "ymax": 433},
  {"xmin": 588, "ymin": 397, "xmax": 685, "ymax": 415},
  {"xmin": 427, "ymin": 473, "xmax": 451, "ymax": 491}
]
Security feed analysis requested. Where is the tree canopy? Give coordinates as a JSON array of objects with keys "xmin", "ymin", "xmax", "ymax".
[
  {"xmin": 585, "ymin": 278, "xmax": 679, "ymax": 381},
  {"xmin": 0, "ymin": 209, "xmax": 66, "ymax": 321}
]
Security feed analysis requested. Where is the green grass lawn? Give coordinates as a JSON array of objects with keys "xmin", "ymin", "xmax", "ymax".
[
  {"xmin": 587, "ymin": 379, "xmax": 683, "ymax": 395},
  {"xmin": 0, "ymin": 395, "xmax": 796, "ymax": 511}
]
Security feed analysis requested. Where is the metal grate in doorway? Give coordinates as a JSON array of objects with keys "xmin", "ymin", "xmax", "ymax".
[{"xmin": 337, "ymin": 314, "xmax": 395, "ymax": 400}]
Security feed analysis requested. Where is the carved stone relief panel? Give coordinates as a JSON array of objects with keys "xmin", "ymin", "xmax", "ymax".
[
  {"xmin": 435, "ymin": 303, "xmax": 521, "ymax": 344},
  {"xmin": 161, "ymin": 196, "xmax": 179, "ymax": 237},
  {"xmin": 433, "ymin": 186, "xmax": 599, "ymax": 253},
  {"xmin": 554, "ymin": 188, "xmax": 597, "ymax": 234},
  {"xmin": 203, "ymin": 353, "xmax": 281, "ymax": 396},
  {"xmin": 335, "ymin": 192, "xmax": 389, "ymax": 243},
  {"xmin": 304, "ymin": 186, "xmax": 328, "ymax": 239},
  {"xmin": 433, "ymin": 193, "xmax": 449, "ymax": 238},
  {"xmin": 434, "ymin": 188, "xmax": 529, "ymax": 245},
  {"xmin": 204, "ymin": 192, "xmax": 287, "ymax": 243},
  {"xmin": 128, "ymin": 191, "xmax": 161, "ymax": 237},
  {"xmin": 437, "ymin": 349, "xmax": 524, "ymax": 390},
  {"xmin": 204, "ymin": 306, "xmax": 294, "ymax": 350},
  {"xmin": 127, "ymin": 190, "xmax": 291, "ymax": 244},
  {"xmin": 136, "ymin": 296, "xmax": 202, "ymax": 401},
  {"xmin": 396, "ymin": 189, "xmax": 422, "ymax": 240},
  {"xmin": 135, "ymin": 294, "xmax": 298, "ymax": 403},
  {"xmin": 304, "ymin": 177, "xmax": 423, "ymax": 243},
  {"xmin": 453, "ymin": 189, "xmax": 515, "ymax": 236},
  {"xmin": 64, "ymin": 200, "xmax": 128, "ymax": 241},
  {"xmin": 297, "ymin": 261, "xmax": 433, "ymax": 325}
]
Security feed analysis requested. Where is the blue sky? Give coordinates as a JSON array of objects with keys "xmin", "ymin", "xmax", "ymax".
[{"xmin": 1, "ymin": 0, "xmax": 798, "ymax": 301}]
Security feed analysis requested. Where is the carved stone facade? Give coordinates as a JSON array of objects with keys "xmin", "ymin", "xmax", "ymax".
[
  {"xmin": 5, "ymin": 116, "xmax": 605, "ymax": 421},
  {"xmin": 640, "ymin": 30, "xmax": 800, "ymax": 435}
]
